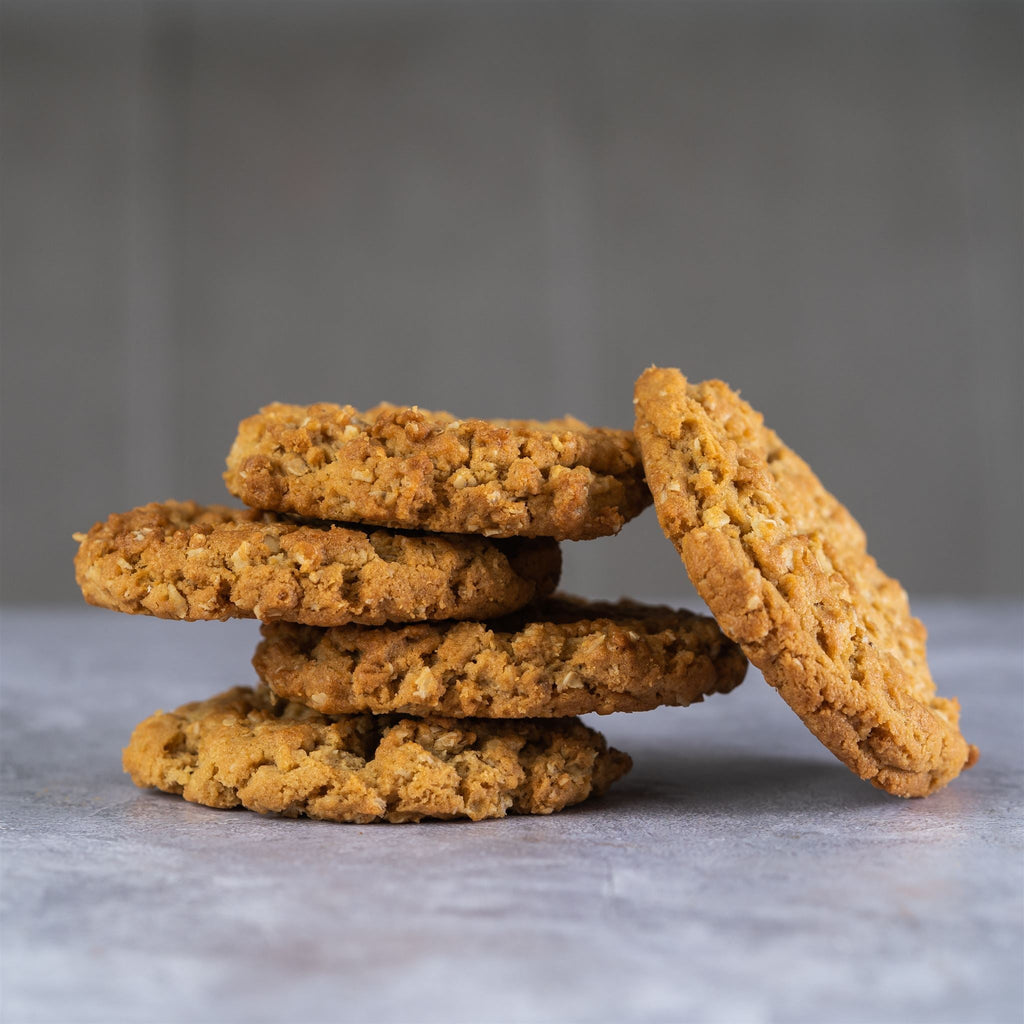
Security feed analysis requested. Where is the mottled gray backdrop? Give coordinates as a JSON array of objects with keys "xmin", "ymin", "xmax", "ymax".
[{"xmin": 2, "ymin": 0, "xmax": 1021, "ymax": 605}]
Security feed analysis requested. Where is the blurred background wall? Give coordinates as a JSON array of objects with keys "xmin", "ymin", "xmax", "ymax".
[{"xmin": 2, "ymin": 0, "xmax": 1021, "ymax": 604}]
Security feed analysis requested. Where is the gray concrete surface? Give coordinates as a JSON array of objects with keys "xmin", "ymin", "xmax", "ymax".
[
  {"xmin": 2, "ymin": 600, "xmax": 1022, "ymax": 1023},
  {"xmin": 1, "ymin": 2, "xmax": 1021, "ymax": 603}
]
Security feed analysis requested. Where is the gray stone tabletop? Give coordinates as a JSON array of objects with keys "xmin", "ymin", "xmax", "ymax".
[{"xmin": 2, "ymin": 602, "xmax": 1021, "ymax": 1024}]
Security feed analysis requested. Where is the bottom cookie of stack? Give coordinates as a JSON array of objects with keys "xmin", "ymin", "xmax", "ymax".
[{"xmin": 122, "ymin": 685, "xmax": 631, "ymax": 824}]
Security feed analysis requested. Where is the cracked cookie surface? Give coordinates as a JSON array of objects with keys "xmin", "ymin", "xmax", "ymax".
[
  {"xmin": 122, "ymin": 685, "xmax": 631, "ymax": 822},
  {"xmin": 224, "ymin": 402, "xmax": 651, "ymax": 540},
  {"xmin": 74, "ymin": 501, "xmax": 560, "ymax": 626},
  {"xmin": 254, "ymin": 594, "xmax": 747, "ymax": 718},
  {"xmin": 634, "ymin": 367, "xmax": 976, "ymax": 797}
]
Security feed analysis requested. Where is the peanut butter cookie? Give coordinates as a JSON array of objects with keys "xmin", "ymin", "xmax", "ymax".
[
  {"xmin": 74, "ymin": 501, "xmax": 559, "ymax": 627},
  {"xmin": 253, "ymin": 595, "xmax": 747, "ymax": 718},
  {"xmin": 224, "ymin": 402, "xmax": 650, "ymax": 540},
  {"xmin": 122, "ymin": 685, "xmax": 631, "ymax": 823},
  {"xmin": 634, "ymin": 367, "xmax": 976, "ymax": 797}
]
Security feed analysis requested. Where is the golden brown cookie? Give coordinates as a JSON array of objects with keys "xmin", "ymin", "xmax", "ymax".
[
  {"xmin": 633, "ymin": 367, "xmax": 977, "ymax": 797},
  {"xmin": 122, "ymin": 685, "xmax": 631, "ymax": 823},
  {"xmin": 253, "ymin": 594, "xmax": 747, "ymax": 718},
  {"xmin": 74, "ymin": 501, "xmax": 560, "ymax": 627},
  {"xmin": 224, "ymin": 402, "xmax": 651, "ymax": 540}
]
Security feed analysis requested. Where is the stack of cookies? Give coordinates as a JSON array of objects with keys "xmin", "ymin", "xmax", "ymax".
[
  {"xmin": 75, "ymin": 369, "xmax": 977, "ymax": 819},
  {"xmin": 73, "ymin": 400, "xmax": 747, "ymax": 823}
]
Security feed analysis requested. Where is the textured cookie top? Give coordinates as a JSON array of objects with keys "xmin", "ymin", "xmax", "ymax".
[
  {"xmin": 74, "ymin": 501, "xmax": 560, "ymax": 626},
  {"xmin": 634, "ymin": 367, "xmax": 976, "ymax": 797},
  {"xmin": 122, "ymin": 685, "xmax": 631, "ymax": 823},
  {"xmin": 254, "ymin": 594, "xmax": 747, "ymax": 718},
  {"xmin": 224, "ymin": 402, "xmax": 651, "ymax": 540}
]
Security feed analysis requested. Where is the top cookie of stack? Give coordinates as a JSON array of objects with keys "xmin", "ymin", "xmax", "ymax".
[{"xmin": 224, "ymin": 401, "xmax": 652, "ymax": 541}]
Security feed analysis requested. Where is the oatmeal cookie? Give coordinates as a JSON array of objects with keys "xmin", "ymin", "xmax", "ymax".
[
  {"xmin": 254, "ymin": 595, "xmax": 747, "ymax": 718},
  {"xmin": 74, "ymin": 501, "xmax": 559, "ymax": 626},
  {"xmin": 224, "ymin": 402, "xmax": 650, "ymax": 540},
  {"xmin": 633, "ymin": 367, "xmax": 977, "ymax": 797},
  {"xmin": 122, "ymin": 685, "xmax": 631, "ymax": 823}
]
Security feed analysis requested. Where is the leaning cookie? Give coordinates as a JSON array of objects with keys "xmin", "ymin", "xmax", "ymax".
[
  {"xmin": 253, "ymin": 595, "xmax": 747, "ymax": 718},
  {"xmin": 74, "ymin": 501, "xmax": 560, "ymax": 626},
  {"xmin": 122, "ymin": 686, "xmax": 631, "ymax": 823},
  {"xmin": 634, "ymin": 367, "xmax": 977, "ymax": 797},
  {"xmin": 224, "ymin": 402, "xmax": 651, "ymax": 540}
]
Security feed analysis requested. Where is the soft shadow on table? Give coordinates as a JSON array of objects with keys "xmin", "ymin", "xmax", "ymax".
[
  {"xmin": 600, "ymin": 747, "xmax": 890, "ymax": 817},
  {"xmin": 112, "ymin": 748, "xmax": 891, "ymax": 833}
]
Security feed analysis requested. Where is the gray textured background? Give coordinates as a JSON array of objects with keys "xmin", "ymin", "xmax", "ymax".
[{"xmin": 2, "ymin": 0, "xmax": 1021, "ymax": 604}]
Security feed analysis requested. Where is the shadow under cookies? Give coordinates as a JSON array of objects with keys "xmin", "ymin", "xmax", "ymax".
[{"xmin": 611, "ymin": 747, "xmax": 891, "ymax": 818}]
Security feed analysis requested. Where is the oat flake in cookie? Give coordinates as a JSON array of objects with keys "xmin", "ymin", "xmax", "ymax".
[
  {"xmin": 224, "ymin": 402, "xmax": 651, "ymax": 540},
  {"xmin": 633, "ymin": 366, "xmax": 977, "ymax": 797},
  {"xmin": 122, "ymin": 686, "xmax": 631, "ymax": 823},
  {"xmin": 74, "ymin": 501, "xmax": 560, "ymax": 627},
  {"xmin": 254, "ymin": 595, "xmax": 747, "ymax": 719}
]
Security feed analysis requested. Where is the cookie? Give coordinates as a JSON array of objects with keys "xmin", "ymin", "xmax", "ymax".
[
  {"xmin": 74, "ymin": 501, "xmax": 560, "ymax": 627},
  {"xmin": 224, "ymin": 402, "xmax": 651, "ymax": 540},
  {"xmin": 253, "ymin": 595, "xmax": 747, "ymax": 718},
  {"xmin": 122, "ymin": 685, "xmax": 631, "ymax": 823},
  {"xmin": 633, "ymin": 367, "xmax": 977, "ymax": 797}
]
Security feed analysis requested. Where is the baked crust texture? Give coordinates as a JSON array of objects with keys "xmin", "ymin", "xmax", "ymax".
[
  {"xmin": 633, "ymin": 366, "xmax": 976, "ymax": 797},
  {"xmin": 254, "ymin": 594, "xmax": 747, "ymax": 718},
  {"xmin": 122, "ymin": 685, "xmax": 631, "ymax": 823},
  {"xmin": 223, "ymin": 402, "xmax": 651, "ymax": 540},
  {"xmin": 74, "ymin": 501, "xmax": 560, "ymax": 626}
]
